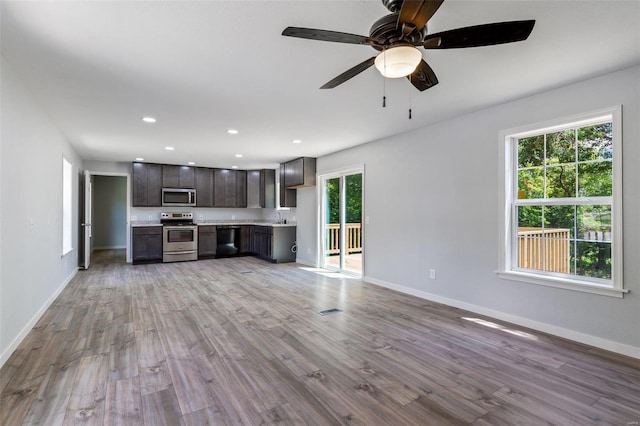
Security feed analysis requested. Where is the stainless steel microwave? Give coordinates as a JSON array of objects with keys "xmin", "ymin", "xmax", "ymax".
[{"xmin": 162, "ymin": 188, "xmax": 196, "ymax": 206}]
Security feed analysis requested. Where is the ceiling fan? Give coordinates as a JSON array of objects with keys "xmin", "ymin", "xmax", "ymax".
[{"xmin": 282, "ymin": 0, "xmax": 535, "ymax": 92}]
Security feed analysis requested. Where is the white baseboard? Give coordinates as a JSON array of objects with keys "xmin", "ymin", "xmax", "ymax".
[
  {"xmin": 363, "ymin": 275, "xmax": 640, "ymax": 360},
  {"xmin": 0, "ymin": 268, "xmax": 78, "ymax": 368},
  {"xmin": 295, "ymin": 257, "xmax": 316, "ymax": 267}
]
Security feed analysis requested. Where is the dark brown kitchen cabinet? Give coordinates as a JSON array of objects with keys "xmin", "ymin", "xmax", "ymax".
[
  {"xmin": 253, "ymin": 226, "xmax": 272, "ymax": 260},
  {"xmin": 214, "ymin": 169, "xmax": 247, "ymax": 207},
  {"xmin": 279, "ymin": 164, "xmax": 297, "ymax": 208},
  {"xmin": 214, "ymin": 169, "xmax": 234, "ymax": 207},
  {"xmin": 253, "ymin": 226, "xmax": 297, "ymax": 263},
  {"xmin": 247, "ymin": 169, "xmax": 275, "ymax": 208},
  {"xmin": 132, "ymin": 226, "xmax": 163, "ymax": 264},
  {"xmin": 239, "ymin": 225, "xmax": 253, "ymax": 254},
  {"xmin": 236, "ymin": 170, "xmax": 247, "ymax": 207},
  {"xmin": 283, "ymin": 157, "xmax": 316, "ymax": 188},
  {"xmin": 132, "ymin": 162, "xmax": 162, "ymax": 207},
  {"xmin": 198, "ymin": 225, "xmax": 216, "ymax": 258},
  {"xmin": 162, "ymin": 165, "xmax": 195, "ymax": 189},
  {"xmin": 195, "ymin": 167, "xmax": 214, "ymax": 207}
]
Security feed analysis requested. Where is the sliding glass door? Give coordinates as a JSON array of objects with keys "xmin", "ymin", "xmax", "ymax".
[{"xmin": 321, "ymin": 167, "xmax": 363, "ymax": 275}]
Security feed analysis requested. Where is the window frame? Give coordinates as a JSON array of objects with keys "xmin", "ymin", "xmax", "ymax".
[{"xmin": 498, "ymin": 106, "xmax": 625, "ymax": 298}]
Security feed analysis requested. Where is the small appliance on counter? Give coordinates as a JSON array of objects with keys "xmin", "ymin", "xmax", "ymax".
[{"xmin": 161, "ymin": 212, "xmax": 197, "ymax": 262}]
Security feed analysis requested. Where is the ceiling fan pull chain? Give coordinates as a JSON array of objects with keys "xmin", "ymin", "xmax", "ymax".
[
  {"xmin": 408, "ymin": 75, "xmax": 412, "ymax": 119},
  {"xmin": 383, "ymin": 73, "xmax": 387, "ymax": 107},
  {"xmin": 383, "ymin": 48, "xmax": 387, "ymax": 108}
]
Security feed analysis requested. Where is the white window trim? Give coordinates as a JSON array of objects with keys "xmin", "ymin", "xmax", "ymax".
[{"xmin": 497, "ymin": 106, "xmax": 626, "ymax": 298}]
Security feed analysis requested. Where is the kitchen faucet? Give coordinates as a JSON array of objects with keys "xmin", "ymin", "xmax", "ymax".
[{"xmin": 276, "ymin": 211, "xmax": 282, "ymax": 224}]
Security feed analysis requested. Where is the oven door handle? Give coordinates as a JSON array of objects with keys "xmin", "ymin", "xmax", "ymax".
[{"xmin": 165, "ymin": 250, "xmax": 197, "ymax": 255}]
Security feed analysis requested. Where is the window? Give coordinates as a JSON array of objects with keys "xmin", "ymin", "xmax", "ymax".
[
  {"xmin": 62, "ymin": 156, "xmax": 73, "ymax": 256},
  {"xmin": 499, "ymin": 106, "xmax": 625, "ymax": 297}
]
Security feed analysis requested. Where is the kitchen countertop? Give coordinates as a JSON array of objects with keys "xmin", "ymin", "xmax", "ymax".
[
  {"xmin": 131, "ymin": 222, "xmax": 162, "ymax": 227},
  {"xmin": 131, "ymin": 221, "xmax": 296, "ymax": 228}
]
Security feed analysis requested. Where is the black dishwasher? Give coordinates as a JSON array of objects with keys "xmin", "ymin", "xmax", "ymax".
[{"xmin": 216, "ymin": 226, "xmax": 240, "ymax": 256}]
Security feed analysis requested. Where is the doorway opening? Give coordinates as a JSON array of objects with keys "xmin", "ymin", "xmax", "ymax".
[
  {"xmin": 319, "ymin": 166, "xmax": 364, "ymax": 276},
  {"xmin": 81, "ymin": 172, "xmax": 130, "ymax": 268}
]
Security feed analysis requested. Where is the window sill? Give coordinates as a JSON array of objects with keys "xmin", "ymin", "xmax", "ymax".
[
  {"xmin": 61, "ymin": 247, "xmax": 73, "ymax": 257},
  {"xmin": 497, "ymin": 270, "xmax": 627, "ymax": 298}
]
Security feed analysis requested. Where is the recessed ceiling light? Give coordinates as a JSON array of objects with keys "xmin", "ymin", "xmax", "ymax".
[
  {"xmin": 231, "ymin": 165, "xmax": 238, "ymax": 169},
  {"xmin": 235, "ymin": 154, "xmax": 243, "ymax": 158},
  {"xmin": 165, "ymin": 146, "xmax": 174, "ymax": 151},
  {"xmin": 142, "ymin": 117, "xmax": 156, "ymax": 123},
  {"xmin": 227, "ymin": 129, "xmax": 238, "ymax": 135},
  {"xmin": 292, "ymin": 139, "xmax": 302, "ymax": 144},
  {"xmin": 135, "ymin": 157, "xmax": 144, "ymax": 161},
  {"xmin": 188, "ymin": 162, "xmax": 195, "ymax": 165}
]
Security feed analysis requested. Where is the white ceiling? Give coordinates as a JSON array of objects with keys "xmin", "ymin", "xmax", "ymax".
[{"xmin": 2, "ymin": 0, "xmax": 639, "ymax": 170}]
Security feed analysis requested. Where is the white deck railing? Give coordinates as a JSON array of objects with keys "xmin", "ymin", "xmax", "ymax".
[
  {"xmin": 326, "ymin": 223, "xmax": 362, "ymax": 255},
  {"xmin": 518, "ymin": 227, "xmax": 571, "ymax": 273}
]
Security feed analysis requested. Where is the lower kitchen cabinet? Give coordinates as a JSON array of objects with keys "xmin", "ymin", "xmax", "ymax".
[
  {"xmin": 239, "ymin": 225, "xmax": 253, "ymax": 254},
  {"xmin": 253, "ymin": 226, "xmax": 272, "ymax": 259},
  {"xmin": 198, "ymin": 225, "xmax": 217, "ymax": 258},
  {"xmin": 253, "ymin": 226, "xmax": 296, "ymax": 263},
  {"xmin": 132, "ymin": 226, "xmax": 163, "ymax": 264}
]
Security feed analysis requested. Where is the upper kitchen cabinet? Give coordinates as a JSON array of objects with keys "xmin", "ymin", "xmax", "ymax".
[
  {"xmin": 214, "ymin": 169, "xmax": 247, "ymax": 208},
  {"xmin": 236, "ymin": 170, "xmax": 247, "ymax": 208},
  {"xmin": 162, "ymin": 164, "xmax": 195, "ymax": 189},
  {"xmin": 279, "ymin": 164, "xmax": 296, "ymax": 208},
  {"xmin": 132, "ymin": 162, "xmax": 162, "ymax": 207},
  {"xmin": 247, "ymin": 169, "xmax": 275, "ymax": 208},
  {"xmin": 283, "ymin": 157, "xmax": 316, "ymax": 188},
  {"xmin": 195, "ymin": 167, "xmax": 214, "ymax": 207}
]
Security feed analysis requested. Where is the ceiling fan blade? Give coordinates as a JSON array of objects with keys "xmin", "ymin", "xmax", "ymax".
[
  {"xmin": 422, "ymin": 20, "xmax": 536, "ymax": 49},
  {"xmin": 408, "ymin": 59, "xmax": 439, "ymax": 91},
  {"xmin": 320, "ymin": 57, "xmax": 376, "ymax": 89},
  {"xmin": 282, "ymin": 27, "xmax": 372, "ymax": 45},
  {"xmin": 397, "ymin": 0, "xmax": 445, "ymax": 34}
]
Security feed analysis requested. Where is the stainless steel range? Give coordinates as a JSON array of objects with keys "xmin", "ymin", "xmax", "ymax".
[{"xmin": 161, "ymin": 212, "xmax": 198, "ymax": 262}]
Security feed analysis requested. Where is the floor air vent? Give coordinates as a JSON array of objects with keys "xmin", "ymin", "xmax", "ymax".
[{"xmin": 318, "ymin": 308, "xmax": 342, "ymax": 316}]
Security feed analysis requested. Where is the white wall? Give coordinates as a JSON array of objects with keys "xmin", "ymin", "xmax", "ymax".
[
  {"xmin": 0, "ymin": 56, "xmax": 82, "ymax": 365},
  {"xmin": 297, "ymin": 66, "xmax": 640, "ymax": 356}
]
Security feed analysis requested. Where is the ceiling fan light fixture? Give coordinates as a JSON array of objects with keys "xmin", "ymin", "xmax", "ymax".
[{"xmin": 374, "ymin": 46, "xmax": 422, "ymax": 78}]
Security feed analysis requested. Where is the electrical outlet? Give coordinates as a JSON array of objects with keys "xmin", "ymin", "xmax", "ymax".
[
  {"xmin": 231, "ymin": 215, "xmax": 236, "ymax": 220},
  {"xmin": 365, "ymin": 216, "xmax": 370, "ymax": 225},
  {"xmin": 199, "ymin": 215, "xmax": 204, "ymax": 220},
  {"xmin": 148, "ymin": 215, "xmax": 152, "ymax": 220},
  {"xmin": 429, "ymin": 269, "xmax": 436, "ymax": 280},
  {"xmin": 307, "ymin": 247, "xmax": 311, "ymax": 254},
  {"xmin": 131, "ymin": 215, "xmax": 137, "ymax": 221}
]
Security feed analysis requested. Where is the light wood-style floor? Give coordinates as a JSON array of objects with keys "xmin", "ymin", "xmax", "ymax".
[
  {"xmin": 324, "ymin": 253, "xmax": 362, "ymax": 275},
  {"xmin": 1, "ymin": 250, "xmax": 639, "ymax": 425}
]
